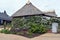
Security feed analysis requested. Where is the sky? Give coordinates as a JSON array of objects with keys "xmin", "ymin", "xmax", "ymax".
[{"xmin": 0, "ymin": 0, "xmax": 60, "ymax": 17}]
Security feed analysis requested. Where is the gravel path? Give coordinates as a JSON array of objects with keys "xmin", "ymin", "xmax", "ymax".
[{"xmin": 0, "ymin": 33, "xmax": 60, "ymax": 40}]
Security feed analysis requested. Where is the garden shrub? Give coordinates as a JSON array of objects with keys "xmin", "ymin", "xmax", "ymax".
[
  {"xmin": 28, "ymin": 23, "xmax": 47, "ymax": 34},
  {"xmin": 11, "ymin": 16, "xmax": 48, "ymax": 35},
  {"xmin": 38, "ymin": 24, "xmax": 47, "ymax": 34},
  {"xmin": 0, "ymin": 29, "xmax": 11, "ymax": 34}
]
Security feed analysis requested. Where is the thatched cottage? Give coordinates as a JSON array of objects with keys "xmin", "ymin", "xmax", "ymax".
[
  {"xmin": 0, "ymin": 10, "xmax": 11, "ymax": 25},
  {"xmin": 12, "ymin": 0, "xmax": 57, "ymax": 32}
]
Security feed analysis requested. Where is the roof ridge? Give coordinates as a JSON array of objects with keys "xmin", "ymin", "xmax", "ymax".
[{"xmin": 26, "ymin": 0, "xmax": 31, "ymax": 4}]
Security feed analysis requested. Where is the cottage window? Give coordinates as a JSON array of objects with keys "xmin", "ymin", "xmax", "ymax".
[
  {"xmin": 42, "ymin": 16, "xmax": 50, "ymax": 20},
  {"xmin": 46, "ymin": 17, "xmax": 50, "ymax": 20},
  {"xmin": 24, "ymin": 16, "xmax": 30, "ymax": 19}
]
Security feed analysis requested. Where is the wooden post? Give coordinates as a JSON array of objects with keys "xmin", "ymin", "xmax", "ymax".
[{"xmin": 4, "ymin": 21, "xmax": 6, "ymax": 29}]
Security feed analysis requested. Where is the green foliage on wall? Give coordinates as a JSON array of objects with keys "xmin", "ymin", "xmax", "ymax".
[{"xmin": 11, "ymin": 16, "xmax": 48, "ymax": 34}]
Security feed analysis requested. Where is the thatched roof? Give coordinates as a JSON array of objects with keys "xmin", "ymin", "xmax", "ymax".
[
  {"xmin": 0, "ymin": 11, "xmax": 11, "ymax": 21},
  {"xmin": 12, "ymin": 3, "xmax": 43, "ymax": 17},
  {"xmin": 43, "ymin": 10, "xmax": 57, "ymax": 17},
  {"xmin": 12, "ymin": 2, "xmax": 57, "ymax": 17}
]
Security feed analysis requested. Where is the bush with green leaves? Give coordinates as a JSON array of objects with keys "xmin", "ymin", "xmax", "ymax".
[
  {"xmin": 11, "ymin": 16, "xmax": 48, "ymax": 34},
  {"xmin": 28, "ymin": 23, "xmax": 47, "ymax": 34},
  {"xmin": 0, "ymin": 29, "xmax": 11, "ymax": 34},
  {"xmin": 12, "ymin": 16, "xmax": 42, "ymax": 30}
]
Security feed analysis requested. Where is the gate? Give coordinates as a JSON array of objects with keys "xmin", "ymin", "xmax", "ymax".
[{"xmin": 52, "ymin": 23, "xmax": 58, "ymax": 33}]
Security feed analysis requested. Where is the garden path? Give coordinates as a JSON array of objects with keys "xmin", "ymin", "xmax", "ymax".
[{"xmin": 0, "ymin": 33, "xmax": 60, "ymax": 40}]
